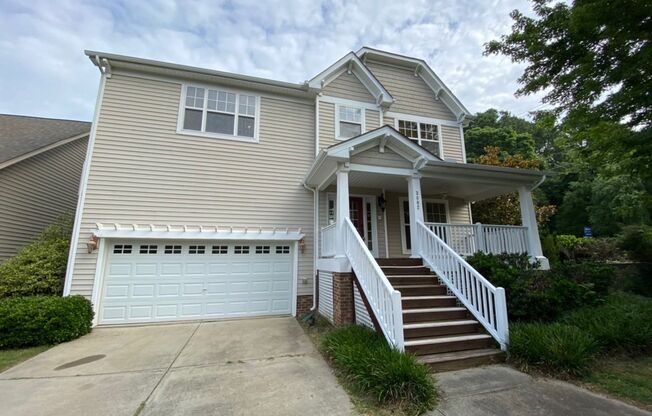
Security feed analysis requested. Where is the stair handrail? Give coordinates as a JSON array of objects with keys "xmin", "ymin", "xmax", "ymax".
[
  {"xmin": 343, "ymin": 218, "xmax": 404, "ymax": 351},
  {"xmin": 415, "ymin": 221, "xmax": 509, "ymax": 350}
]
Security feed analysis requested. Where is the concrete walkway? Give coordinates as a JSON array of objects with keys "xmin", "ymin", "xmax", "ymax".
[
  {"xmin": 0, "ymin": 317, "xmax": 354, "ymax": 416},
  {"xmin": 433, "ymin": 364, "xmax": 651, "ymax": 416}
]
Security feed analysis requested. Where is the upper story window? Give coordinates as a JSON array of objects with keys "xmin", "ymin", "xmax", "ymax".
[
  {"xmin": 180, "ymin": 85, "xmax": 258, "ymax": 141},
  {"xmin": 337, "ymin": 105, "xmax": 363, "ymax": 139},
  {"xmin": 398, "ymin": 119, "xmax": 441, "ymax": 157}
]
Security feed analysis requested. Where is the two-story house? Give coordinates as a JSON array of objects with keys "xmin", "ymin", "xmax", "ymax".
[{"xmin": 64, "ymin": 48, "xmax": 548, "ymax": 369}]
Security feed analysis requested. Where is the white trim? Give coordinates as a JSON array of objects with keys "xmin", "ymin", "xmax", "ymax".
[
  {"xmin": 459, "ymin": 125, "xmax": 467, "ymax": 163},
  {"xmin": 318, "ymin": 95, "xmax": 380, "ymax": 111},
  {"xmin": 63, "ymin": 74, "xmax": 107, "ymax": 296},
  {"xmin": 399, "ymin": 197, "xmax": 450, "ymax": 255},
  {"xmin": 89, "ymin": 238, "xmax": 108, "ymax": 326},
  {"xmin": 326, "ymin": 192, "xmax": 379, "ymax": 257},
  {"xmin": 393, "ymin": 116, "xmax": 445, "ymax": 159},
  {"xmin": 335, "ymin": 103, "xmax": 366, "ymax": 140},
  {"xmin": 382, "ymin": 188, "xmax": 390, "ymax": 258},
  {"xmin": 315, "ymin": 98, "xmax": 320, "ymax": 155},
  {"xmin": 0, "ymin": 132, "xmax": 89, "ymax": 171},
  {"xmin": 176, "ymin": 83, "xmax": 261, "ymax": 143},
  {"xmin": 93, "ymin": 224, "xmax": 304, "ymax": 241},
  {"xmin": 292, "ymin": 240, "xmax": 299, "ymax": 316},
  {"xmin": 349, "ymin": 163, "xmax": 414, "ymax": 176},
  {"xmin": 385, "ymin": 111, "xmax": 460, "ymax": 128}
]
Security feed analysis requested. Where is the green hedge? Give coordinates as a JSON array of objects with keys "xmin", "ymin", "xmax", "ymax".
[
  {"xmin": 321, "ymin": 325, "xmax": 436, "ymax": 415},
  {"xmin": 0, "ymin": 218, "xmax": 72, "ymax": 298},
  {"xmin": 0, "ymin": 295, "xmax": 93, "ymax": 348}
]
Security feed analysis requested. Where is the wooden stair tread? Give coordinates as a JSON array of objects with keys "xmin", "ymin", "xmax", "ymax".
[
  {"xmin": 403, "ymin": 320, "xmax": 477, "ymax": 329},
  {"xmin": 404, "ymin": 334, "xmax": 491, "ymax": 346},
  {"xmin": 387, "ymin": 274, "xmax": 436, "ymax": 278},
  {"xmin": 401, "ymin": 295, "xmax": 455, "ymax": 300},
  {"xmin": 417, "ymin": 348, "xmax": 504, "ymax": 364},
  {"xmin": 403, "ymin": 307, "xmax": 465, "ymax": 313},
  {"xmin": 394, "ymin": 284, "xmax": 444, "ymax": 289}
]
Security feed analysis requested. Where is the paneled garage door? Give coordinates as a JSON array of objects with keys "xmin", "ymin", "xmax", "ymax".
[{"xmin": 99, "ymin": 240, "xmax": 294, "ymax": 324}]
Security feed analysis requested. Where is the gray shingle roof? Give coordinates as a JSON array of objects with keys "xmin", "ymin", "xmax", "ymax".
[{"xmin": 0, "ymin": 114, "xmax": 91, "ymax": 165}]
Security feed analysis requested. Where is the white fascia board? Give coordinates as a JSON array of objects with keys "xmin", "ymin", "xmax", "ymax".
[
  {"xmin": 94, "ymin": 225, "xmax": 305, "ymax": 241},
  {"xmin": 309, "ymin": 52, "xmax": 393, "ymax": 106}
]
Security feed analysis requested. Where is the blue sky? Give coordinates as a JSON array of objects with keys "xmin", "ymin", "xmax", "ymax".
[{"xmin": 0, "ymin": 0, "xmax": 548, "ymax": 122}]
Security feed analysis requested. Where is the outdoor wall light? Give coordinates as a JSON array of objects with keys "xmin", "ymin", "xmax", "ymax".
[
  {"xmin": 378, "ymin": 193, "xmax": 387, "ymax": 212},
  {"xmin": 299, "ymin": 238, "xmax": 305, "ymax": 253},
  {"xmin": 86, "ymin": 235, "xmax": 99, "ymax": 253}
]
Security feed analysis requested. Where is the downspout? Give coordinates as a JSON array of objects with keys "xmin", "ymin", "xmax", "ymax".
[
  {"xmin": 530, "ymin": 174, "xmax": 547, "ymax": 191},
  {"xmin": 303, "ymin": 182, "xmax": 319, "ymax": 311}
]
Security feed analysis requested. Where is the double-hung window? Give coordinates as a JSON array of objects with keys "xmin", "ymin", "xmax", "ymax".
[
  {"xmin": 337, "ymin": 105, "xmax": 363, "ymax": 139},
  {"xmin": 181, "ymin": 85, "xmax": 258, "ymax": 140},
  {"xmin": 397, "ymin": 119, "xmax": 441, "ymax": 156}
]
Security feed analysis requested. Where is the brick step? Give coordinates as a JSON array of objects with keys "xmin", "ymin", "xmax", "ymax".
[
  {"xmin": 403, "ymin": 320, "xmax": 480, "ymax": 338},
  {"xmin": 394, "ymin": 284, "xmax": 447, "ymax": 296},
  {"xmin": 403, "ymin": 307, "xmax": 468, "ymax": 322},
  {"xmin": 402, "ymin": 295, "xmax": 457, "ymax": 309},
  {"xmin": 380, "ymin": 266, "xmax": 432, "ymax": 275},
  {"xmin": 417, "ymin": 348, "xmax": 505, "ymax": 372},
  {"xmin": 388, "ymin": 275, "xmax": 438, "ymax": 285},
  {"xmin": 376, "ymin": 258, "xmax": 423, "ymax": 266},
  {"xmin": 405, "ymin": 334, "xmax": 494, "ymax": 355}
]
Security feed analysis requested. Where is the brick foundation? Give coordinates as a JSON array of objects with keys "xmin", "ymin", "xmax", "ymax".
[
  {"xmin": 332, "ymin": 272, "xmax": 354, "ymax": 326},
  {"xmin": 296, "ymin": 294, "xmax": 313, "ymax": 317}
]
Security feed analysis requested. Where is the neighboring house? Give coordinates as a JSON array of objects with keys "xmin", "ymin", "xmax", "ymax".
[
  {"xmin": 0, "ymin": 114, "xmax": 90, "ymax": 263},
  {"xmin": 64, "ymin": 48, "xmax": 548, "ymax": 369}
]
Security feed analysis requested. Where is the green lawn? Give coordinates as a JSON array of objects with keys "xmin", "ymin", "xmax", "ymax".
[
  {"xmin": 0, "ymin": 346, "xmax": 49, "ymax": 373},
  {"xmin": 581, "ymin": 355, "xmax": 652, "ymax": 411}
]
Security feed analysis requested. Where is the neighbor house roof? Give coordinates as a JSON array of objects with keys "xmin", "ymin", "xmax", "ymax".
[{"xmin": 0, "ymin": 114, "xmax": 91, "ymax": 167}]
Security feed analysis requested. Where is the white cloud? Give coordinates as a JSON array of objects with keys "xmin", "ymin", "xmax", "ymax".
[{"xmin": 0, "ymin": 0, "xmax": 548, "ymax": 121}]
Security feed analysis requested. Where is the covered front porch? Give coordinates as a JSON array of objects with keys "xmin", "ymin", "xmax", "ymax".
[{"xmin": 306, "ymin": 126, "xmax": 548, "ymax": 268}]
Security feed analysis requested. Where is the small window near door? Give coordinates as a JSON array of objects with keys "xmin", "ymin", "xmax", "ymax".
[
  {"xmin": 211, "ymin": 245, "xmax": 228, "ymax": 254},
  {"xmin": 366, "ymin": 201, "xmax": 373, "ymax": 251},
  {"xmin": 275, "ymin": 245, "xmax": 290, "ymax": 254},
  {"xmin": 255, "ymin": 245, "xmax": 270, "ymax": 254},
  {"xmin": 424, "ymin": 201, "xmax": 447, "ymax": 223},
  {"xmin": 328, "ymin": 199, "xmax": 335, "ymax": 224},
  {"xmin": 189, "ymin": 245, "xmax": 206, "ymax": 254},
  {"xmin": 164, "ymin": 245, "xmax": 182, "ymax": 254},
  {"xmin": 113, "ymin": 244, "xmax": 132, "ymax": 254}
]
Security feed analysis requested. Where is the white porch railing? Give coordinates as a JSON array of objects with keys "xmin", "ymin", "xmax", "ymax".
[
  {"xmin": 425, "ymin": 222, "xmax": 529, "ymax": 257},
  {"xmin": 343, "ymin": 218, "xmax": 405, "ymax": 351},
  {"xmin": 320, "ymin": 223, "xmax": 337, "ymax": 257},
  {"xmin": 416, "ymin": 221, "xmax": 509, "ymax": 350}
]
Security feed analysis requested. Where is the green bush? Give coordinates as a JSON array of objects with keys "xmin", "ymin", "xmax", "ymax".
[
  {"xmin": 322, "ymin": 325, "xmax": 436, "ymax": 414},
  {"xmin": 619, "ymin": 225, "xmax": 652, "ymax": 263},
  {"xmin": 0, "ymin": 217, "xmax": 72, "ymax": 298},
  {"xmin": 556, "ymin": 235, "xmax": 624, "ymax": 262},
  {"xmin": 563, "ymin": 293, "xmax": 652, "ymax": 354},
  {"xmin": 467, "ymin": 253, "xmax": 604, "ymax": 322},
  {"xmin": 509, "ymin": 322, "xmax": 598, "ymax": 377},
  {"xmin": 0, "ymin": 295, "xmax": 93, "ymax": 348}
]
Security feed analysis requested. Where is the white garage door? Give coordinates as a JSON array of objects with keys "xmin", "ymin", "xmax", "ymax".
[{"xmin": 99, "ymin": 240, "xmax": 294, "ymax": 324}]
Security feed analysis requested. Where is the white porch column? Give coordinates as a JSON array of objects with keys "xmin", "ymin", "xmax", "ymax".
[
  {"xmin": 407, "ymin": 174, "xmax": 424, "ymax": 258},
  {"xmin": 518, "ymin": 186, "xmax": 549, "ymax": 269},
  {"xmin": 335, "ymin": 165, "xmax": 350, "ymax": 257}
]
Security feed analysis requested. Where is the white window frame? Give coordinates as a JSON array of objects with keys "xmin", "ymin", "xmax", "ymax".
[
  {"xmin": 326, "ymin": 192, "xmax": 378, "ymax": 257},
  {"xmin": 394, "ymin": 116, "xmax": 444, "ymax": 158},
  {"xmin": 335, "ymin": 103, "xmax": 365, "ymax": 140},
  {"xmin": 177, "ymin": 83, "xmax": 261, "ymax": 143},
  {"xmin": 399, "ymin": 197, "xmax": 450, "ymax": 254}
]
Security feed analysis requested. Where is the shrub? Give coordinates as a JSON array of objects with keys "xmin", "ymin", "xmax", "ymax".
[
  {"xmin": 322, "ymin": 325, "xmax": 436, "ymax": 414},
  {"xmin": 619, "ymin": 225, "xmax": 652, "ymax": 263},
  {"xmin": 0, "ymin": 217, "xmax": 72, "ymax": 298},
  {"xmin": 556, "ymin": 235, "xmax": 624, "ymax": 262},
  {"xmin": 0, "ymin": 295, "xmax": 93, "ymax": 348},
  {"xmin": 509, "ymin": 322, "xmax": 598, "ymax": 377},
  {"xmin": 563, "ymin": 293, "xmax": 652, "ymax": 355},
  {"xmin": 554, "ymin": 261, "xmax": 614, "ymax": 297}
]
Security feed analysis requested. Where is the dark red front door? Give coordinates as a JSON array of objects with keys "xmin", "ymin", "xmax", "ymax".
[{"xmin": 349, "ymin": 197, "xmax": 365, "ymax": 237}]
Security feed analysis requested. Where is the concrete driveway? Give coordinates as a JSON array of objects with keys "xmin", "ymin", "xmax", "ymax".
[{"xmin": 0, "ymin": 317, "xmax": 354, "ymax": 416}]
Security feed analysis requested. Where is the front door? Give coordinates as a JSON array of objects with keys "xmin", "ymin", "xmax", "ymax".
[{"xmin": 349, "ymin": 197, "xmax": 365, "ymax": 237}]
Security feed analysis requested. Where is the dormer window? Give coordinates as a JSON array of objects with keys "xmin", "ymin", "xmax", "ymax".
[
  {"xmin": 336, "ymin": 105, "xmax": 363, "ymax": 139},
  {"xmin": 179, "ymin": 85, "xmax": 258, "ymax": 142},
  {"xmin": 397, "ymin": 119, "xmax": 441, "ymax": 157}
]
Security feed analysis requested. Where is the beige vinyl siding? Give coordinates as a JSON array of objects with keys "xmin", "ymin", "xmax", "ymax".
[
  {"xmin": 385, "ymin": 193, "xmax": 471, "ymax": 257},
  {"xmin": 319, "ymin": 101, "xmax": 336, "ymax": 149},
  {"xmin": 319, "ymin": 187, "xmax": 386, "ymax": 258},
  {"xmin": 365, "ymin": 60, "xmax": 456, "ymax": 120},
  {"xmin": 0, "ymin": 138, "xmax": 87, "ymax": 262},
  {"xmin": 350, "ymin": 147, "xmax": 413, "ymax": 169},
  {"xmin": 383, "ymin": 115, "xmax": 394, "ymax": 127},
  {"xmin": 322, "ymin": 72, "xmax": 375, "ymax": 103},
  {"xmin": 70, "ymin": 73, "xmax": 316, "ymax": 297},
  {"xmin": 441, "ymin": 125, "xmax": 465, "ymax": 162},
  {"xmin": 365, "ymin": 109, "xmax": 380, "ymax": 131}
]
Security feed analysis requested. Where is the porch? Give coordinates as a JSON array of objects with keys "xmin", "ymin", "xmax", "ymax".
[{"xmin": 303, "ymin": 126, "xmax": 548, "ymax": 367}]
